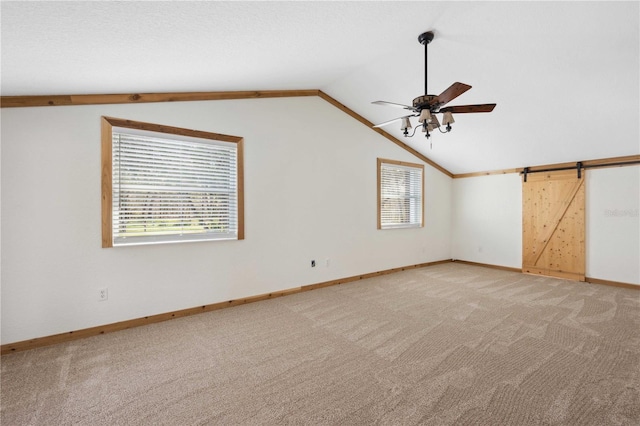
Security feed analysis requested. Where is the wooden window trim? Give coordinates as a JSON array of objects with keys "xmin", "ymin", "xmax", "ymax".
[
  {"xmin": 377, "ymin": 158, "xmax": 425, "ymax": 230},
  {"xmin": 101, "ymin": 116, "xmax": 244, "ymax": 248}
]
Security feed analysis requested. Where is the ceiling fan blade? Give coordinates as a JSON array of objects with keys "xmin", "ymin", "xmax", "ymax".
[
  {"xmin": 372, "ymin": 100, "xmax": 418, "ymax": 112},
  {"xmin": 440, "ymin": 104, "xmax": 496, "ymax": 114},
  {"xmin": 372, "ymin": 115, "xmax": 414, "ymax": 128},
  {"xmin": 436, "ymin": 82, "xmax": 472, "ymax": 106}
]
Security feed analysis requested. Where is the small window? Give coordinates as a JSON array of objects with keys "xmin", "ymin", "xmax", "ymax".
[
  {"xmin": 101, "ymin": 117, "xmax": 244, "ymax": 247},
  {"xmin": 377, "ymin": 158, "xmax": 424, "ymax": 229}
]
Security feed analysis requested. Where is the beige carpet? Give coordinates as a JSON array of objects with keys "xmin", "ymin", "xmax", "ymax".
[{"xmin": 2, "ymin": 263, "xmax": 639, "ymax": 425}]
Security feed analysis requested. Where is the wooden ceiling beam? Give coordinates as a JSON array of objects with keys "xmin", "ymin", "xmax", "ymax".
[
  {"xmin": 0, "ymin": 90, "xmax": 320, "ymax": 108},
  {"xmin": 1, "ymin": 89, "xmax": 454, "ymax": 177}
]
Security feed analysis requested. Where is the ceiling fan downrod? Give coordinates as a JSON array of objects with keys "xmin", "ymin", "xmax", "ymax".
[
  {"xmin": 418, "ymin": 31, "xmax": 434, "ymax": 97},
  {"xmin": 413, "ymin": 31, "xmax": 438, "ymax": 113}
]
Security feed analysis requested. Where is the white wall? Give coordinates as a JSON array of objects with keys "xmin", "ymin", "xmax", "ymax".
[
  {"xmin": 451, "ymin": 174, "xmax": 522, "ymax": 269},
  {"xmin": 586, "ymin": 166, "xmax": 640, "ymax": 284},
  {"xmin": 0, "ymin": 96, "xmax": 452, "ymax": 344},
  {"xmin": 452, "ymin": 168, "xmax": 640, "ymax": 285}
]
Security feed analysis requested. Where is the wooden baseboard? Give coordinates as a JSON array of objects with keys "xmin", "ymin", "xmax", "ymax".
[
  {"xmin": 585, "ymin": 277, "xmax": 640, "ymax": 290},
  {"xmin": 1, "ymin": 259, "xmax": 451, "ymax": 355},
  {"xmin": 0, "ymin": 288, "xmax": 302, "ymax": 355},
  {"xmin": 454, "ymin": 260, "xmax": 639, "ymax": 290},
  {"xmin": 453, "ymin": 260, "xmax": 639, "ymax": 290},
  {"xmin": 451, "ymin": 259, "xmax": 522, "ymax": 273},
  {"xmin": 301, "ymin": 259, "xmax": 451, "ymax": 291},
  {"xmin": 6, "ymin": 260, "xmax": 633, "ymax": 355}
]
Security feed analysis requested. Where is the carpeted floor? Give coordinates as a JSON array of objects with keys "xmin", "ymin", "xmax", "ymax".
[{"xmin": 2, "ymin": 263, "xmax": 639, "ymax": 425}]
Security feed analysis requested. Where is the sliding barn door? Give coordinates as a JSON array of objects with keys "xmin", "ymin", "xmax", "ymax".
[{"xmin": 522, "ymin": 170, "xmax": 585, "ymax": 281}]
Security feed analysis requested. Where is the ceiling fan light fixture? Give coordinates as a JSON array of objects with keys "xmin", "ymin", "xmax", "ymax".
[
  {"xmin": 418, "ymin": 109, "xmax": 433, "ymax": 123},
  {"xmin": 400, "ymin": 117, "xmax": 412, "ymax": 130},
  {"xmin": 429, "ymin": 115, "xmax": 440, "ymax": 130},
  {"xmin": 442, "ymin": 111, "xmax": 455, "ymax": 125}
]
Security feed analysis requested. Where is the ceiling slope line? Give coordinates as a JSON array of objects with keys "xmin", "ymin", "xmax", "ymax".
[
  {"xmin": 317, "ymin": 91, "xmax": 452, "ymax": 177},
  {"xmin": 0, "ymin": 89, "xmax": 454, "ymax": 177}
]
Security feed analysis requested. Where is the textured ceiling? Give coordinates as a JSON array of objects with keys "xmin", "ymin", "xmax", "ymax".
[{"xmin": 2, "ymin": 1, "xmax": 639, "ymax": 174}]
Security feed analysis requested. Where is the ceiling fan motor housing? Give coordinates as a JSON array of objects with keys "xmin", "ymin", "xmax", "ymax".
[{"xmin": 413, "ymin": 95, "xmax": 439, "ymax": 111}]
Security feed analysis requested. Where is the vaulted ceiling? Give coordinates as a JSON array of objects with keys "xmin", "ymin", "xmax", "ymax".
[{"xmin": 2, "ymin": 1, "xmax": 638, "ymax": 174}]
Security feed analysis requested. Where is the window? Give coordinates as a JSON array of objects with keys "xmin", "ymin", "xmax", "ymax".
[
  {"xmin": 377, "ymin": 158, "xmax": 424, "ymax": 229},
  {"xmin": 101, "ymin": 117, "xmax": 244, "ymax": 247}
]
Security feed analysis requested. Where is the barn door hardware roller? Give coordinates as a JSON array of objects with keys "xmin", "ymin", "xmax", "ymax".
[
  {"xmin": 522, "ymin": 162, "xmax": 583, "ymax": 182},
  {"xmin": 522, "ymin": 158, "xmax": 639, "ymax": 182}
]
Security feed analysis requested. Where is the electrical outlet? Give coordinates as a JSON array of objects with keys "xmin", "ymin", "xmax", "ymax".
[
  {"xmin": 98, "ymin": 287, "xmax": 108, "ymax": 301},
  {"xmin": 311, "ymin": 260, "xmax": 316, "ymax": 267}
]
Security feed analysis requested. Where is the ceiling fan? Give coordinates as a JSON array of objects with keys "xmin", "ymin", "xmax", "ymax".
[{"xmin": 372, "ymin": 30, "xmax": 496, "ymax": 139}]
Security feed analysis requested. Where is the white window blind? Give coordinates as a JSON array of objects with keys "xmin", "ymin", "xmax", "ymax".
[
  {"xmin": 379, "ymin": 160, "xmax": 423, "ymax": 229},
  {"xmin": 111, "ymin": 127, "xmax": 239, "ymax": 246}
]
